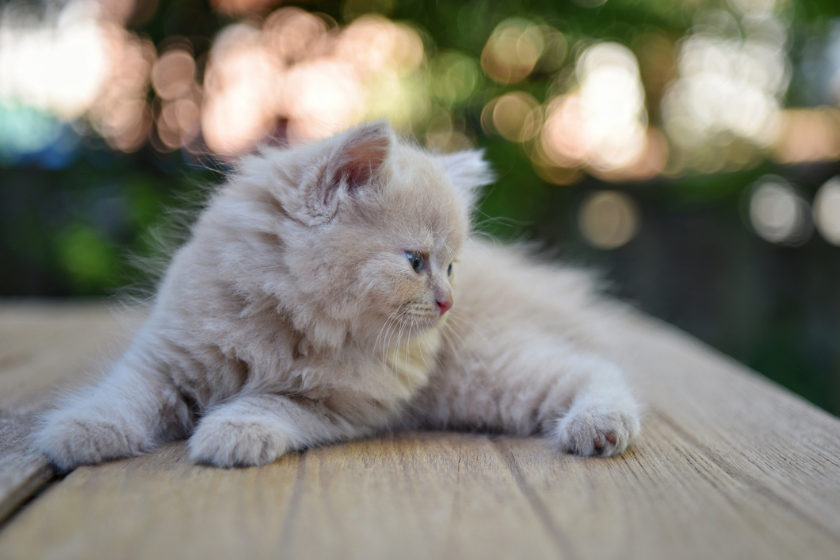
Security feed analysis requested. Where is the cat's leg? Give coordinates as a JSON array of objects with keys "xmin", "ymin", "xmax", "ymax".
[
  {"xmin": 413, "ymin": 330, "xmax": 641, "ymax": 457},
  {"xmin": 35, "ymin": 350, "xmax": 191, "ymax": 471},
  {"xmin": 187, "ymin": 393, "xmax": 362, "ymax": 467},
  {"xmin": 541, "ymin": 353, "xmax": 641, "ymax": 456}
]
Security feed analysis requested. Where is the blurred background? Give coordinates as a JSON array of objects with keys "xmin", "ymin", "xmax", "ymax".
[{"xmin": 1, "ymin": 0, "xmax": 839, "ymax": 416}]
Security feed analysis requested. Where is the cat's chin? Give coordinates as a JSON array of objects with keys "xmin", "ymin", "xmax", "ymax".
[
  {"xmin": 370, "ymin": 314, "xmax": 443, "ymax": 349},
  {"xmin": 418, "ymin": 311, "xmax": 447, "ymax": 328},
  {"xmin": 414, "ymin": 313, "xmax": 448, "ymax": 334}
]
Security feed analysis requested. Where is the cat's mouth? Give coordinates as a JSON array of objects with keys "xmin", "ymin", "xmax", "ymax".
[{"xmin": 395, "ymin": 302, "xmax": 448, "ymax": 331}]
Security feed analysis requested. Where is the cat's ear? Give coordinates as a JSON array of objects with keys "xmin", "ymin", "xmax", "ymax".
[
  {"xmin": 435, "ymin": 149, "xmax": 495, "ymax": 209},
  {"xmin": 308, "ymin": 121, "xmax": 392, "ymax": 222}
]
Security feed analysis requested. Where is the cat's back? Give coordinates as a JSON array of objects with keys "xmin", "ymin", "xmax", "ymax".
[
  {"xmin": 452, "ymin": 239, "xmax": 622, "ymax": 346},
  {"xmin": 458, "ymin": 239, "xmax": 601, "ymax": 312}
]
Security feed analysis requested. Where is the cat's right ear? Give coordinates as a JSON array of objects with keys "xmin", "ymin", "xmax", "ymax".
[
  {"xmin": 304, "ymin": 121, "xmax": 392, "ymax": 224},
  {"xmin": 435, "ymin": 150, "xmax": 495, "ymax": 210}
]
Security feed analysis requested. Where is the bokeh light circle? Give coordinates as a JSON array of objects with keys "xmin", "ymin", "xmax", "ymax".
[
  {"xmin": 481, "ymin": 19, "xmax": 544, "ymax": 85},
  {"xmin": 490, "ymin": 92, "xmax": 541, "ymax": 143},
  {"xmin": 151, "ymin": 49, "xmax": 195, "ymax": 100},
  {"xmin": 578, "ymin": 190, "xmax": 640, "ymax": 250},
  {"xmin": 749, "ymin": 176, "xmax": 812, "ymax": 246},
  {"xmin": 813, "ymin": 177, "xmax": 840, "ymax": 246}
]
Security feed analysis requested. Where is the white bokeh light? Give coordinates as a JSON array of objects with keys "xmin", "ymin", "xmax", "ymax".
[
  {"xmin": 200, "ymin": 10, "xmax": 430, "ymax": 155},
  {"xmin": 749, "ymin": 176, "xmax": 812, "ymax": 245},
  {"xmin": 813, "ymin": 177, "xmax": 840, "ymax": 246},
  {"xmin": 0, "ymin": 1, "xmax": 111, "ymax": 119},
  {"xmin": 541, "ymin": 42, "xmax": 648, "ymax": 174},
  {"xmin": 661, "ymin": 8, "xmax": 790, "ymax": 170}
]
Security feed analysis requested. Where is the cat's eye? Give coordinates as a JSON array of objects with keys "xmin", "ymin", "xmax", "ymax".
[
  {"xmin": 405, "ymin": 251, "xmax": 424, "ymax": 273},
  {"xmin": 447, "ymin": 263, "xmax": 453, "ymax": 277}
]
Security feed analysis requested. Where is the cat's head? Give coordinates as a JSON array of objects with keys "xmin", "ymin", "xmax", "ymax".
[{"xmin": 208, "ymin": 121, "xmax": 494, "ymax": 350}]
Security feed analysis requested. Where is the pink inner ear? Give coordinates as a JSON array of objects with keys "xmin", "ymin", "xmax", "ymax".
[
  {"xmin": 340, "ymin": 131, "xmax": 389, "ymax": 192},
  {"xmin": 316, "ymin": 122, "xmax": 392, "ymax": 211}
]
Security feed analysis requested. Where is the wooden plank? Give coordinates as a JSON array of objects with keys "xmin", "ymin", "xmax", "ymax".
[
  {"xmin": 278, "ymin": 432, "xmax": 559, "ymax": 560},
  {"xmin": 0, "ymin": 418, "xmax": 51, "ymax": 523},
  {"xmin": 0, "ymin": 302, "xmax": 145, "ymax": 524},
  {"xmin": 496, "ymin": 418, "xmax": 840, "ymax": 560},
  {"xmin": 0, "ymin": 305, "xmax": 839, "ymax": 559},
  {"xmin": 0, "ymin": 302, "xmax": 144, "ymax": 415},
  {"xmin": 605, "ymin": 314, "xmax": 840, "ymax": 538},
  {"xmin": 0, "ymin": 435, "xmax": 562, "ymax": 560}
]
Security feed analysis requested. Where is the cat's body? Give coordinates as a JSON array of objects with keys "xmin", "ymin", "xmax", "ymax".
[{"xmin": 36, "ymin": 122, "xmax": 641, "ymax": 469}]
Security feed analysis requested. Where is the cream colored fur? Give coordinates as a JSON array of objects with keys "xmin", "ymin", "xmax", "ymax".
[{"xmin": 35, "ymin": 122, "xmax": 641, "ymax": 469}]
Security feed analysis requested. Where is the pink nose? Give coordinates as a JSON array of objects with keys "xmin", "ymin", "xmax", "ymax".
[{"xmin": 437, "ymin": 299, "xmax": 452, "ymax": 315}]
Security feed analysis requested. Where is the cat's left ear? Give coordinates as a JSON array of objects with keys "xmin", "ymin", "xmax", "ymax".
[
  {"xmin": 435, "ymin": 150, "xmax": 495, "ymax": 209},
  {"xmin": 308, "ymin": 121, "xmax": 392, "ymax": 223}
]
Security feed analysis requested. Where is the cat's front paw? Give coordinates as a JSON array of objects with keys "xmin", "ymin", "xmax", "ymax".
[
  {"xmin": 35, "ymin": 410, "xmax": 151, "ymax": 471},
  {"xmin": 551, "ymin": 402, "xmax": 640, "ymax": 457},
  {"xmin": 188, "ymin": 414, "xmax": 293, "ymax": 468}
]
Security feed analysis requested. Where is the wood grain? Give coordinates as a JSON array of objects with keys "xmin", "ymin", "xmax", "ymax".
[
  {"xmin": 0, "ymin": 418, "xmax": 51, "ymax": 523},
  {"xmin": 0, "ymin": 302, "xmax": 144, "ymax": 524},
  {"xmin": 608, "ymin": 314, "xmax": 840, "ymax": 539},
  {"xmin": 0, "ymin": 302, "xmax": 143, "ymax": 415},
  {"xmin": 0, "ymin": 304, "xmax": 839, "ymax": 560},
  {"xmin": 0, "ymin": 435, "xmax": 565, "ymax": 560}
]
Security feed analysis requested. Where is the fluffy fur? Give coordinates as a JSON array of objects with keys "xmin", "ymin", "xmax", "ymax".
[{"xmin": 35, "ymin": 122, "xmax": 641, "ymax": 469}]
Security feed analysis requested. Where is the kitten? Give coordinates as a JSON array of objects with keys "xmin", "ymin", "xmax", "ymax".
[{"xmin": 35, "ymin": 122, "xmax": 641, "ymax": 469}]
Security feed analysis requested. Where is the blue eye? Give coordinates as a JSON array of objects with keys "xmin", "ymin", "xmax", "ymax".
[
  {"xmin": 447, "ymin": 263, "xmax": 453, "ymax": 276},
  {"xmin": 405, "ymin": 251, "xmax": 424, "ymax": 273}
]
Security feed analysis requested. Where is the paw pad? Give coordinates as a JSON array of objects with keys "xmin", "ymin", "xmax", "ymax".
[{"xmin": 552, "ymin": 406, "xmax": 639, "ymax": 457}]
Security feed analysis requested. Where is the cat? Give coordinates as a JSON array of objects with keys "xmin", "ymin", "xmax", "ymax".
[{"xmin": 35, "ymin": 121, "xmax": 641, "ymax": 469}]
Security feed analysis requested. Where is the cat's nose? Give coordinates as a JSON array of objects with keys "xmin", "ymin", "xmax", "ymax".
[{"xmin": 437, "ymin": 299, "xmax": 452, "ymax": 315}]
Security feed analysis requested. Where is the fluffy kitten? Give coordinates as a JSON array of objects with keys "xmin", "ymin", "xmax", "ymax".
[{"xmin": 36, "ymin": 122, "xmax": 641, "ymax": 469}]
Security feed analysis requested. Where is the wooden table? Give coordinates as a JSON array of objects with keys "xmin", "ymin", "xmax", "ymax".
[{"xmin": 0, "ymin": 302, "xmax": 838, "ymax": 560}]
